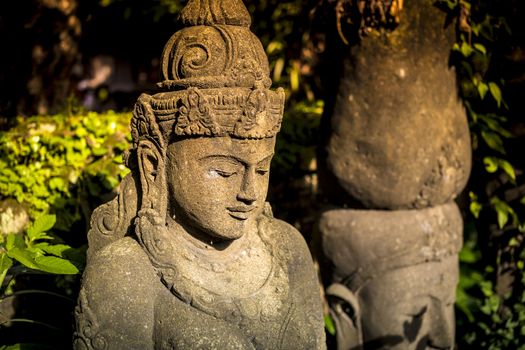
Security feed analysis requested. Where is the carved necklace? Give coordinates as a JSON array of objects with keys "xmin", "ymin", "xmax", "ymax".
[{"xmin": 136, "ymin": 209, "xmax": 290, "ymax": 326}]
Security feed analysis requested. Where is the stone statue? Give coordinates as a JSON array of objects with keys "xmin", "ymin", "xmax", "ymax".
[
  {"xmin": 73, "ymin": 1, "xmax": 326, "ymax": 349},
  {"xmin": 321, "ymin": 203, "xmax": 463, "ymax": 349},
  {"xmin": 316, "ymin": 0, "xmax": 472, "ymax": 348}
]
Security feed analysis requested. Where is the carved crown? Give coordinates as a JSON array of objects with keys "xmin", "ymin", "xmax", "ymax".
[{"xmin": 131, "ymin": 0, "xmax": 284, "ymax": 147}]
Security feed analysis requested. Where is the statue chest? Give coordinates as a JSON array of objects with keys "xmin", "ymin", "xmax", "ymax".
[{"xmin": 152, "ymin": 257, "xmax": 296, "ymax": 349}]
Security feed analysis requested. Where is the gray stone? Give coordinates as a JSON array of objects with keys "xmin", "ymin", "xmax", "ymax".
[
  {"xmin": 319, "ymin": 0, "xmax": 471, "ymax": 209},
  {"xmin": 319, "ymin": 202, "xmax": 463, "ymax": 349},
  {"xmin": 74, "ymin": 0, "xmax": 325, "ymax": 348}
]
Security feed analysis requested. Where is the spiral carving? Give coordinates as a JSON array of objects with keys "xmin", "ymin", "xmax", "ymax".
[
  {"xmin": 162, "ymin": 26, "xmax": 229, "ymax": 82},
  {"xmin": 179, "ymin": 44, "xmax": 211, "ymax": 77},
  {"xmin": 89, "ymin": 199, "xmax": 119, "ymax": 239}
]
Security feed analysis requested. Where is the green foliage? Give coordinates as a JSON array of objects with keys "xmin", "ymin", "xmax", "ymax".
[
  {"xmin": 0, "ymin": 215, "xmax": 79, "ymax": 290},
  {"xmin": 446, "ymin": 0, "xmax": 525, "ymax": 347},
  {"xmin": 324, "ymin": 314, "xmax": 336, "ymax": 336},
  {"xmin": 458, "ymin": 233, "xmax": 525, "ymax": 349},
  {"xmin": 0, "ymin": 112, "xmax": 132, "ymax": 284},
  {"xmin": 273, "ymin": 100, "xmax": 323, "ymax": 178},
  {"xmin": 0, "ymin": 112, "xmax": 131, "ymax": 232},
  {"xmin": 247, "ymin": 0, "xmax": 318, "ymax": 100},
  {"xmin": 0, "ymin": 111, "xmax": 132, "ymax": 346}
]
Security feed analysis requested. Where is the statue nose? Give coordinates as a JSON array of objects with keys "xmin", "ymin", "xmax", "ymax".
[{"xmin": 237, "ymin": 169, "xmax": 257, "ymax": 203}]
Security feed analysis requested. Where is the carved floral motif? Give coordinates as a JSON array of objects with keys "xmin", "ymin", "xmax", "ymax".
[{"xmin": 73, "ymin": 290, "xmax": 108, "ymax": 350}]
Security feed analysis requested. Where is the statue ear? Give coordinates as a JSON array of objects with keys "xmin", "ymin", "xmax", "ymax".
[
  {"xmin": 326, "ymin": 283, "xmax": 363, "ymax": 350},
  {"xmin": 137, "ymin": 140, "xmax": 166, "ymax": 215}
]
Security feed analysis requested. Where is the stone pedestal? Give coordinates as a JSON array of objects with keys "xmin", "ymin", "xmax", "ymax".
[{"xmin": 317, "ymin": 0, "xmax": 472, "ymax": 348}]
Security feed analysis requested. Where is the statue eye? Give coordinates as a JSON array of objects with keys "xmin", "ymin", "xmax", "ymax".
[
  {"xmin": 256, "ymin": 168, "xmax": 269, "ymax": 176},
  {"xmin": 211, "ymin": 169, "xmax": 236, "ymax": 178},
  {"xmin": 204, "ymin": 158, "xmax": 242, "ymax": 178}
]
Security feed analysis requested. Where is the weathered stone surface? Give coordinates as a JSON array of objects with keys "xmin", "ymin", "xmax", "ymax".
[
  {"xmin": 319, "ymin": 0, "xmax": 471, "ymax": 209},
  {"xmin": 319, "ymin": 202, "xmax": 462, "ymax": 349},
  {"xmin": 74, "ymin": 0, "xmax": 325, "ymax": 348}
]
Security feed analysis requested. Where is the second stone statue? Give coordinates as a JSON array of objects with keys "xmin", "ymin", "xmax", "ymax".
[{"xmin": 73, "ymin": 0, "xmax": 326, "ymax": 349}]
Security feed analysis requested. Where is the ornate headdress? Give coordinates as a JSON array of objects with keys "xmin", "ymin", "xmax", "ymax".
[{"xmin": 130, "ymin": 0, "xmax": 285, "ymax": 151}]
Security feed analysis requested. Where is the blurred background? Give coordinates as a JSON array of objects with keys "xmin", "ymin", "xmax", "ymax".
[{"xmin": 0, "ymin": 0, "xmax": 524, "ymax": 349}]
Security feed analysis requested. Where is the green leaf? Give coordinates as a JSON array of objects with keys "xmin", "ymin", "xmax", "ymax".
[
  {"xmin": 7, "ymin": 247, "xmax": 39, "ymax": 270},
  {"xmin": 490, "ymin": 197, "xmax": 517, "ymax": 229},
  {"xmin": 40, "ymin": 244, "xmax": 72, "ymax": 258},
  {"xmin": 273, "ymin": 58, "xmax": 285, "ymax": 82},
  {"xmin": 489, "ymin": 82, "xmax": 503, "ymax": 108},
  {"xmin": 6, "ymin": 234, "xmax": 24, "ymax": 251},
  {"xmin": 481, "ymin": 131, "xmax": 505, "ymax": 154},
  {"xmin": 473, "ymin": 43, "xmax": 487, "ymax": 54},
  {"xmin": 496, "ymin": 207, "xmax": 509, "ymax": 229},
  {"xmin": 49, "ymin": 177, "xmax": 66, "ymax": 191},
  {"xmin": 509, "ymin": 238, "xmax": 520, "ymax": 247},
  {"xmin": 471, "ymin": 24, "xmax": 480, "ymax": 37},
  {"xmin": 478, "ymin": 114, "xmax": 512, "ymax": 138},
  {"xmin": 290, "ymin": 65, "xmax": 300, "ymax": 92},
  {"xmin": 0, "ymin": 254, "xmax": 13, "ymax": 288},
  {"xmin": 499, "ymin": 159, "xmax": 516, "ymax": 181},
  {"xmin": 487, "ymin": 294, "xmax": 500, "ymax": 313},
  {"xmin": 477, "ymin": 82, "xmax": 489, "ymax": 99},
  {"xmin": 483, "ymin": 157, "xmax": 498, "ymax": 173},
  {"xmin": 483, "ymin": 157, "xmax": 515, "ymax": 181},
  {"xmin": 459, "ymin": 42, "xmax": 474, "ymax": 57},
  {"xmin": 6, "ymin": 234, "xmax": 15, "ymax": 250},
  {"xmin": 459, "ymin": 247, "xmax": 480, "ymax": 263},
  {"xmin": 324, "ymin": 314, "xmax": 336, "ymax": 336},
  {"xmin": 460, "ymin": 61, "xmax": 473, "ymax": 77},
  {"xmin": 92, "ymin": 147, "xmax": 109, "ymax": 156},
  {"xmin": 27, "ymin": 214, "xmax": 56, "ymax": 241},
  {"xmin": 34, "ymin": 256, "xmax": 79, "ymax": 275},
  {"xmin": 470, "ymin": 201, "xmax": 482, "ymax": 219}
]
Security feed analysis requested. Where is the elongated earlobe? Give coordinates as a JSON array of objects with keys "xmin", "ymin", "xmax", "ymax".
[{"xmin": 137, "ymin": 139, "xmax": 167, "ymax": 216}]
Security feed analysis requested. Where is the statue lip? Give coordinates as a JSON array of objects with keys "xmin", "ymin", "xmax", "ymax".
[{"xmin": 227, "ymin": 205, "xmax": 256, "ymax": 220}]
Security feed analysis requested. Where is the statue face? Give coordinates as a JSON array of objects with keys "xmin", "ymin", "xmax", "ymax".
[
  {"xmin": 166, "ymin": 137, "xmax": 275, "ymax": 241},
  {"xmin": 357, "ymin": 256, "xmax": 458, "ymax": 350}
]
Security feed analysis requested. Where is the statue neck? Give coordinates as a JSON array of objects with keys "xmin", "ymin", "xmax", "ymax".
[{"xmin": 166, "ymin": 215, "xmax": 253, "ymax": 255}]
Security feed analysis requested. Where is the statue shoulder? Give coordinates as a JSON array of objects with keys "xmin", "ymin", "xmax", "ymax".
[
  {"xmin": 74, "ymin": 237, "xmax": 158, "ymax": 349},
  {"xmin": 81, "ymin": 237, "xmax": 158, "ymax": 301},
  {"xmin": 87, "ymin": 236, "xmax": 153, "ymax": 275},
  {"xmin": 259, "ymin": 214, "xmax": 327, "ymax": 349},
  {"xmin": 261, "ymin": 215, "xmax": 312, "ymax": 259}
]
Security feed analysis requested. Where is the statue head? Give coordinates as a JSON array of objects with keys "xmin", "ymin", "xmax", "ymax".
[
  {"xmin": 323, "ymin": 206, "xmax": 462, "ymax": 350},
  {"xmin": 355, "ymin": 257, "xmax": 457, "ymax": 349},
  {"xmin": 128, "ymin": 0, "xmax": 285, "ymax": 242}
]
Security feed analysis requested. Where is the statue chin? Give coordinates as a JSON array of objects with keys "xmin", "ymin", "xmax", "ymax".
[{"xmin": 171, "ymin": 207, "xmax": 260, "ymax": 244}]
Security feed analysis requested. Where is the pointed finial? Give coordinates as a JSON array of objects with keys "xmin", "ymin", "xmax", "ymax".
[{"xmin": 180, "ymin": 0, "xmax": 251, "ymax": 27}]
